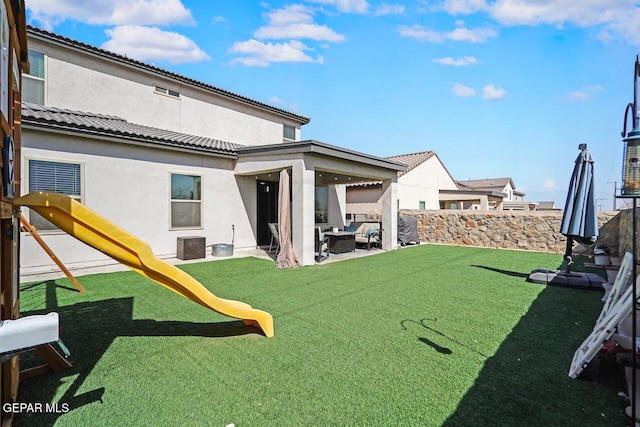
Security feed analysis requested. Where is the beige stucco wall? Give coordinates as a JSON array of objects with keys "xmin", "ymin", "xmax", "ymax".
[
  {"xmin": 397, "ymin": 156, "xmax": 457, "ymax": 210},
  {"xmin": 20, "ymin": 129, "xmax": 255, "ymax": 274},
  {"xmin": 29, "ymin": 37, "xmax": 300, "ymax": 147}
]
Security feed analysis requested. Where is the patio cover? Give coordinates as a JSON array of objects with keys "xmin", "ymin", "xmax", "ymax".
[{"xmin": 235, "ymin": 140, "xmax": 406, "ymax": 265}]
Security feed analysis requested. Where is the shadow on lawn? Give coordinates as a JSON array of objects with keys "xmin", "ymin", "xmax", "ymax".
[
  {"xmin": 15, "ymin": 281, "xmax": 258, "ymax": 427},
  {"xmin": 401, "ymin": 318, "xmax": 486, "ymax": 357},
  {"xmin": 441, "ymin": 280, "xmax": 627, "ymax": 426},
  {"xmin": 471, "ymin": 265, "xmax": 529, "ymax": 278}
]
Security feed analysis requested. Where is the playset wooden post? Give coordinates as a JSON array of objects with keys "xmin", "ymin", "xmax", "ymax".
[{"xmin": 0, "ymin": 2, "xmax": 28, "ymax": 426}]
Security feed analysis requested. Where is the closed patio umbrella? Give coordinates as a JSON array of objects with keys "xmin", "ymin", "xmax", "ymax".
[
  {"xmin": 560, "ymin": 144, "xmax": 598, "ymax": 272},
  {"xmin": 276, "ymin": 169, "xmax": 299, "ymax": 268}
]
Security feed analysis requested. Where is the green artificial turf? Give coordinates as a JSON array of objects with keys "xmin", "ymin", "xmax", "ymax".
[{"xmin": 15, "ymin": 245, "xmax": 628, "ymax": 426}]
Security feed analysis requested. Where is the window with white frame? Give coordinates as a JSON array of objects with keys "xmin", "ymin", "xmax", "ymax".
[
  {"xmin": 28, "ymin": 159, "xmax": 82, "ymax": 230},
  {"xmin": 22, "ymin": 50, "xmax": 45, "ymax": 104},
  {"xmin": 170, "ymin": 174, "xmax": 201, "ymax": 228},
  {"xmin": 283, "ymin": 124, "xmax": 296, "ymax": 140}
]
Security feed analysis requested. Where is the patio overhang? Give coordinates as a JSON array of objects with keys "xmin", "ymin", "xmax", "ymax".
[
  {"xmin": 235, "ymin": 140, "xmax": 406, "ymax": 265},
  {"xmin": 439, "ymin": 189, "xmax": 506, "ymax": 210}
]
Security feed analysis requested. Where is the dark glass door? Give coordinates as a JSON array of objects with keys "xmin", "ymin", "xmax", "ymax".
[{"xmin": 256, "ymin": 181, "xmax": 279, "ymax": 246}]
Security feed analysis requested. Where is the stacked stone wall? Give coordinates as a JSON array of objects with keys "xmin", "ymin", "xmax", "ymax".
[{"xmin": 398, "ymin": 209, "xmax": 617, "ymax": 253}]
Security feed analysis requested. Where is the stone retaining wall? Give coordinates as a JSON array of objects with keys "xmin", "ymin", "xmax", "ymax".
[{"xmin": 398, "ymin": 209, "xmax": 618, "ymax": 253}]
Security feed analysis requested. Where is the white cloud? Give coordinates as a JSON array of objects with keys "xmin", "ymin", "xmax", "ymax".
[
  {"xmin": 482, "ymin": 84, "xmax": 507, "ymax": 101},
  {"xmin": 431, "ymin": 1, "xmax": 640, "ymax": 46},
  {"xmin": 307, "ymin": 0, "xmax": 370, "ymax": 14},
  {"xmin": 255, "ymin": 23, "xmax": 345, "ymax": 41},
  {"xmin": 27, "ymin": 0, "xmax": 194, "ymax": 30},
  {"xmin": 488, "ymin": 0, "xmax": 624, "ymax": 27},
  {"xmin": 448, "ymin": 27, "xmax": 497, "ymax": 42},
  {"xmin": 567, "ymin": 85, "xmax": 603, "ymax": 101},
  {"xmin": 269, "ymin": 96, "xmax": 284, "ymax": 104},
  {"xmin": 374, "ymin": 4, "xmax": 406, "ymax": 16},
  {"xmin": 440, "ymin": 0, "xmax": 488, "ymax": 14},
  {"xmin": 254, "ymin": 5, "xmax": 345, "ymax": 42},
  {"xmin": 451, "ymin": 82, "xmax": 476, "ymax": 97},
  {"xmin": 433, "ymin": 56, "xmax": 479, "ymax": 66},
  {"xmin": 399, "ymin": 24, "xmax": 497, "ymax": 43},
  {"xmin": 266, "ymin": 4, "xmax": 314, "ymax": 26},
  {"xmin": 102, "ymin": 26, "xmax": 210, "ymax": 64},
  {"xmin": 229, "ymin": 39, "xmax": 324, "ymax": 67}
]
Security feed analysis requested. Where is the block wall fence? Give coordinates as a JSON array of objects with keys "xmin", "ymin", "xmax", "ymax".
[{"xmin": 395, "ymin": 209, "xmax": 623, "ymax": 254}]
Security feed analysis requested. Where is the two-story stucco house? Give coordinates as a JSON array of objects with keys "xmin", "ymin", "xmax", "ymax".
[
  {"xmin": 20, "ymin": 26, "xmax": 404, "ymax": 273},
  {"xmin": 440, "ymin": 177, "xmax": 533, "ymax": 210}
]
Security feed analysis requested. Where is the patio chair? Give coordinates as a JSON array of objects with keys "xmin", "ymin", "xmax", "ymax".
[
  {"xmin": 268, "ymin": 223, "xmax": 280, "ymax": 254},
  {"xmin": 315, "ymin": 226, "xmax": 329, "ymax": 262}
]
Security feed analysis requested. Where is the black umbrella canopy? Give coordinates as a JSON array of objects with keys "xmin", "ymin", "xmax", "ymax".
[{"xmin": 560, "ymin": 144, "xmax": 598, "ymax": 271}]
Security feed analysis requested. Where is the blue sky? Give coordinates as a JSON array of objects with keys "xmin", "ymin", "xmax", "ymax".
[{"xmin": 25, "ymin": 0, "xmax": 640, "ymax": 210}]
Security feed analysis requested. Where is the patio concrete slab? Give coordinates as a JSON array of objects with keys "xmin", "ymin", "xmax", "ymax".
[{"xmin": 21, "ymin": 247, "xmax": 274, "ymax": 283}]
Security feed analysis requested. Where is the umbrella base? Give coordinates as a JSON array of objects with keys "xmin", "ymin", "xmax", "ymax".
[{"xmin": 527, "ymin": 269, "xmax": 606, "ymax": 291}]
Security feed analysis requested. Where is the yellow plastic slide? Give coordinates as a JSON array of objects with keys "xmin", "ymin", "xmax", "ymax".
[{"xmin": 14, "ymin": 193, "xmax": 274, "ymax": 337}]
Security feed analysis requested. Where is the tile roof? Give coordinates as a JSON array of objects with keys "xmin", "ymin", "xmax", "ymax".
[
  {"xmin": 21, "ymin": 103, "xmax": 244, "ymax": 156},
  {"xmin": 345, "ymin": 150, "xmax": 436, "ymax": 187},
  {"xmin": 456, "ymin": 177, "xmax": 515, "ymax": 191},
  {"xmin": 27, "ymin": 26, "xmax": 311, "ymax": 125},
  {"xmin": 386, "ymin": 151, "xmax": 435, "ymax": 177}
]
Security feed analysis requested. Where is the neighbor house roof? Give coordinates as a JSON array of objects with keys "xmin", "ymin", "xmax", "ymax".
[
  {"xmin": 346, "ymin": 150, "xmax": 453, "ymax": 188},
  {"xmin": 386, "ymin": 151, "xmax": 435, "ymax": 178},
  {"xmin": 456, "ymin": 177, "xmax": 516, "ymax": 191},
  {"xmin": 22, "ymin": 103, "xmax": 244, "ymax": 157},
  {"xmin": 27, "ymin": 26, "xmax": 311, "ymax": 126}
]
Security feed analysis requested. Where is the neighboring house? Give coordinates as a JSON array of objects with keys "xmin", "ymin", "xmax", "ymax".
[
  {"xmin": 440, "ymin": 177, "xmax": 532, "ymax": 210},
  {"xmin": 346, "ymin": 150, "xmax": 458, "ymax": 217},
  {"xmin": 19, "ymin": 26, "xmax": 404, "ymax": 271},
  {"xmin": 536, "ymin": 201, "xmax": 561, "ymax": 211}
]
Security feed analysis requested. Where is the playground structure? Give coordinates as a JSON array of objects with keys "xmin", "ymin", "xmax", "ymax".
[
  {"xmin": 13, "ymin": 192, "xmax": 274, "ymax": 338},
  {"xmin": 0, "ymin": 3, "xmax": 28, "ymax": 424},
  {"xmin": 19, "ymin": 215, "xmax": 85, "ymax": 292}
]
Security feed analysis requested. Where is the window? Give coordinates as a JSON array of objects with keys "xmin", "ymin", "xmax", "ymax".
[
  {"xmin": 171, "ymin": 174, "xmax": 201, "ymax": 228},
  {"xmin": 28, "ymin": 159, "xmax": 82, "ymax": 230},
  {"xmin": 22, "ymin": 50, "xmax": 45, "ymax": 104},
  {"xmin": 419, "ymin": 201, "xmax": 426, "ymax": 210},
  {"xmin": 154, "ymin": 85, "xmax": 180, "ymax": 98},
  {"xmin": 283, "ymin": 124, "xmax": 296, "ymax": 140}
]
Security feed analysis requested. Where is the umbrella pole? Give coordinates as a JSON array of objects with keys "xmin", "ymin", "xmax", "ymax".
[{"xmin": 563, "ymin": 236, "xmax": 573, "ymax": 273}]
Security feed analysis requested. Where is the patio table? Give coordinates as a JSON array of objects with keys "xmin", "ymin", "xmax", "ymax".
[{"xmin": 324, "ymin": 231, "xmax": 356, "ymax": 254}]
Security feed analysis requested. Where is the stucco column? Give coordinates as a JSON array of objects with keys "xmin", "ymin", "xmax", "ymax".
[
  {"xmin": 291, "ymin": 161, "xmax": 315, "ymax": 265},
  {"xmin": 480, "ymin": 195, "xmax": 489, "ymax": 210},
  {"xmin": 327, "ymin": 184, "xmax": 346, "ymax": 228},
  {"xmin": 380, "ymin": 179, "xmax": 397, "ymax": 250}
]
